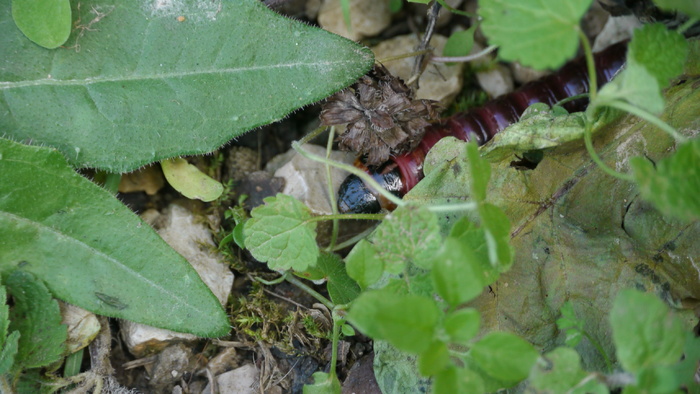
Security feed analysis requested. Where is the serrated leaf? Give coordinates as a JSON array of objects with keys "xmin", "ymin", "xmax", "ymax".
[
  {"xmin": 160, "ymin": 158, "xmax": 223, "ymax": 202},
  {"xmin": 0, "ymin": 331, "xmax": 20, "ymax": 375},
  {"xmin": 630, "ymin": 138, "xmax": 700, "ymax": 221},
  {"xmin": 481, "ymin": 104, "xmax": 587, "ymax": 161},
  {"xmin": 243, "ymin": 194, "xmax": 318, "ymax": 272},
  {"xmin": 529, "ymin": 347, "xmax": 606, "ymax": 393},
  {"xmin": 0, "ymin": 0, "xmax": 374, "ymax": 172},
  {"xmin": 470, "ymin": 331, "xmax": 539, "ymax": 383},
  {"xmin": 628, "ymin": 24, "xmax": 687, "ymax": 90},
  {"xmin": 418, "ymin": 340, "xmax": 450, "ymax": 376},
  {"xmin": 479, "ymin": 0, "xmax": 593, "ymax": 69},
  {"xmin": 6, "ymin": 270, "xmax": 67, "ymax": 370},
  {"xmin": 611, "ymin": 289, "xmax": 685, "ymax": 373},
  {"xmin": 653, "ymin": 0, "xmax": 700, "ymax": 21},
  {"xmin": 0, "ymin": 138, "xmax": 230, "ymax": 337},
  {"xmin": 347, "ymin": 290, "xmax": 440, "ymax": 354},
  {"xmin": 372, "ymin": 206, "xmax": 442, "ymax": 273},
  {"xmin": 432, "ymin": 238, "xmax": 488, "ymax": 307},
  {"xmin": 312, "ymin": 252, "xmax": 360, "ymax": 305},
  {"xmin": 11, "ymin": 0, "xmax": 71, "ymax": 49},
  {"xmin": 443, "ymin": 308, "xmax": 480, "ymax": 345},
  {"xmin": 433, "ymin": 366, "xmax": 486, "ymax": 394},
  {"xmin": 345, "ymin": 240, "xmax": 384, "ymax": 290},
  {"xmin": 595, "ymin": 61, "xmax": 665, "ymax": 114}
]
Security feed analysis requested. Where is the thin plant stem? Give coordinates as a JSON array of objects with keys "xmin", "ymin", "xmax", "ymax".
[
  {"xmin": 431, "ymin": 45, "xmax": 497, "ymax": 63},
  {"xmin": 377, "ymin": 49, "xmax": 433, "ymax": 64},
  {"xmin": 678, "ymin": 17, "xmax": 698, "ymax": 36},
  {"xmin": 308, "ymin": 213, "xmax": 384, "ymax": 222},
  {"xmin": 601, "ymin": 100, "xmax": 688, "ymax": 143},
  {"xmin": 329, "ymin": 226, "xmax": 377, "ymax": 252},
  {"xmin": 329, "ymin": 313, "xmax": 344, "ymax": 379},
  {"xmin": 298, "ymin": 124, "xmax": 329, "ymax": 146},
  {"xmin": 555, "ymin": 93, "xmax": 589, "ymax": 107},
  {"xmin": 254, "ymin": 272, "xmax": 288, "ymax": 286},
  {"xmin": 427, "ymin": 201, "xmax": 478, "ymax": 212},
  {"xmin": 324, "ymin": 126, "xmax": 340, "ymax": 251},
  {"xmin": 583, "ymin": 123, "xmax": 635, "ymax": 182},
  {"xmin": 578, "ymin": 29, "xmax": 597, "ymax": 101},
  {"xmin": 292, "ymin": 141, "xmax": 406, "ymax": 210},
  {"xmin": 436, "ymin": 0, "xmax": 474, "ymax": 17},
  {"xmin": 285, "ymin": 275, "xmax": 335, "ymax": 310}
]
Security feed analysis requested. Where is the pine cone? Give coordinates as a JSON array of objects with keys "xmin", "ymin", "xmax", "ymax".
[{"xmin": 320, "ymin": 65, "xmax": 440, "ymax": 166}]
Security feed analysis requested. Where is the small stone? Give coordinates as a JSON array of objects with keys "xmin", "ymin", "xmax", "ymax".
[
  {"xmin": 202, "ymin": 364, "xmax": 259, "ymax": 394},
  {"xmin": 371, "ymin": 34, "xmax": 464, "ymax": 105},
  {"xmin": 273, "ymin": 144, "xmax": 355, "ymax": 216},
  {"xmin": 476, "ymin": 63, "xmax": 514, "ymax": 98},
  {"xmin": 593, "ymin": 15, "xmax": 640, "ymax": 52},
  {"xmin": 509, "ymin": 61, "xmax": 550, "ymax": 85},
  {"xmin": 318, "ymin": 0, "xmax": 391, "ymax": 41},
  {"xmin": 122, "ymin": 204, "xmax": 234, "ymax": 357}
]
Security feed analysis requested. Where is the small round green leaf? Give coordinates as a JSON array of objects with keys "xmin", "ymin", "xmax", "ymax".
[
  {"xmin": 444, "ymin": 308, "xmax": 480, "ymax": 345},
  {"xmin": 345, "ymin": 239, "xmax": 384, "ymax": 290},
  {"xmin": 432, "ymin": 238, "xmax": 488, "ymax": 307},
  {"xmin": 470, "ymin": 331, "xmax": 539, "ymax": 383},
  {"xmin": 11, "ymin": 0, "xmax": 71, "ymax": 49},
  {"xmin": 161, "ymin": 158, "xmax": 224, "ymax": 202}
]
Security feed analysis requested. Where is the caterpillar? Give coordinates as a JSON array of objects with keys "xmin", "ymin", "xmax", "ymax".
[{"xmin": 337, "ymin": 41, "xmax": 628, "ymax": 214}]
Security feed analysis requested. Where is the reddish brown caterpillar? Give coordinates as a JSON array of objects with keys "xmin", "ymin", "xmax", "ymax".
[{"xmin": 337, "ymin": 41, "xmax": 628, "ymax": 214}]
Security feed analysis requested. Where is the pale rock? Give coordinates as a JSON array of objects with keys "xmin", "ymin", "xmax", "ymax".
[
  {"xmin": 593, "ymin": 15, "xmax": 640, "ymax": 52},
  {"xmin": 477, "ymin": 63, "xmax": 514, "ymax": 98},
  {"xmin": 59, "ymin": 302, "xmax": 101, "ymax": 353},
  {"xmin": 122, "ymin": 204, "xmax": 234, "ymax": 357},
  {"xmin": 202, "ymin": 364, "xmax": 259, "ymax": 394},
  {"xmin": 273, "ymin": 144, "xmax": 355, "ymax": 216},
  {"xmin": 318, "ymin": 0, "xmax": 391, "ymax": 41},
  {"xmin": 509, "ymin": 61, "xmax": 550, "ymax": 85},
  {"xmin": 371, "ymin": 34, "xmax": 464, "ymax": 104}
]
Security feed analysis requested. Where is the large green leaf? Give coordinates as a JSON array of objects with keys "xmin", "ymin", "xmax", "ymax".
[
  {"xmin": 0, "ymin": 0, "xmax": 373, "ymax": 172},
  {"xmin": 0, "ymin": 138, "xmax": 229, "ymax": 337}
]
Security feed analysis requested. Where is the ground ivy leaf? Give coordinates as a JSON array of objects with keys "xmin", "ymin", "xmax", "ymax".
[
  {"xmin": 449, "ymin": 218, "xmax": 500, "ymax": 284},
  {"xmin": 443, "ymin": 308, "xmax": 480, "ymax": 345},
  {"xmin": 653, "ymin": 0, "xmax": 700, "ymax": 18},
  {"xmin": 443, "ymin": 27, "xmax": 476, "ymax": 62},
  {"xmin": 303, "ymin": 371, "xmax": 341, "ymax": 394},
  {"xmin": 6, "ymin": 270, "xmax": 67, "ymax": 370},
  {"xmin": 628, "ymin": 23, "xmax": 687, "ymax": 90},
  {"xmin": 432, "ymin": 238, "xmax": 488, "ymax": 307},
  {"xmin": 630, "ymin": 138, "xmax": 700, "ymax": 221},
  {"xmin": 529, "ymin": 347, "xmax": 606, "ymax": 393},
  {"xmin": 1, "ymin": 0, "xmax": 373, "ymax": 172},
  {"xmin": 479, "ymin": 0, "xmax": 593, "ymax": 69},
  {"xmin": 466, "ymin": 142, "xmax": 490, "ymax": 203},
  {"xmin": 244, "ymin": 194, "xmax": 318, "ymax": 272},
  {"xmin": 433, "ymin": 366, "xmax": 486, "ymax": 394},
  {"xmin": 345, "ymin": 239, "xmax": 384, "ymax": 290},
  {"xmin": 470, "ymin": 331, "xmax": 539, "ymax": 383},
  {"xmin": 0, "ymin": 138, "xmax": 229, "ymax": 337},
  {"xmin": 610, "ymin": 289, "xmax": 685, "ymax": 373},
  {"xmin": 347, "ymin": 290, "xmax": 440, "ymax": 354},
  {"xmin": 372, "ymin": 206, "xmax": 442, "ymax": 273},
  {"xmin": 478, "ymin": 203, "xmax": 513, "ymax": 270},
  {"xmin": 11, "ymin": 0, "xmax": 71, "ymax": 49},
  {"xmin": 418, "ymin": 340, "xmax": 450, "ymax": 376},
  {"xmin": 595, "ymin": 61, "xmax": 664, "ymax": 114},
  {"xmin": 316, "ymin": 252, "xmax": 360, "ymax": 305},
  {"xmin": 482, "ymin": 104, "xmax": 587, "ymax": 161},
  {"xmin": 160, "ymin": 158, "xmax": 224, "ymax": 202},
  {"xmin": 0, "ymin": 331, "xmax": 19, "ymax": 376}
]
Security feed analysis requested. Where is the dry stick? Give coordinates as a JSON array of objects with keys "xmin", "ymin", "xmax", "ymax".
[{"xmin": 407, "ymin": 1, "xmax": 441, "ymax": 88}]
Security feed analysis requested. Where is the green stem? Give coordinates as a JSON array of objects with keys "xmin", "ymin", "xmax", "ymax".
[
  {"xmin": 329, "ymin": 313, "xmax": 344, "ymax": 379},
  {"xmin": 601, "ymin": 100, "xmax": 688, "ymax": 143},
  {"xmin": 308, "ymin": 213, "xmax": 384, "ymax": 222},
  {"xmin": 377, "ymin": 49, "xmax": 433, "ymax": 64},
  {"xmin": 285, "ymin": 275, "xmax": 335, "ymax": 310},
  {"xmin": 298, "ymin": 124, "xmax": 329, "ymax": 146},
  {"xmin": 435, "ymin": 0, "xmax": 474, "ymax": 17},
  {"xmin": 678, "ymin": 17, "xmax": 698, "ymax": 36},
  {"xmin": 324, "ymin": 127, "xmax": 340, "ymax": 252},
  {"xmin": 578, "ymin": 29, "xmax": 597, "ymax": 101},
  {"xmin": 64, "ymin": 349, "xmax": 84, "ymax": 377},
  {"xmin": 431, "ymin": 45, "xmax": 497, "ymax": 63},
  {"xmin": 555, "ymin": 93, "xmax": 589, "ymax": 107},
  {"xmin": 584, "ymin": 332, "xmax": 613, "ymax": 373},
  {"xmin": 292, "ymin": 141, "xmax": 406, "ymax": 210},
  {"xmin": 329, "ymin": 226, "xmax": 377, "ymax": 252},
  {"xmin": 583, "ymin": 122, "xmax": 635, "ymax": 182},
  {"xmin": 254, "ymin": 273, "xmax": 288, "ymax": 285},
  {"xmin": 427, "ymin": 201, "xmax": 478, "ymax": 212}
]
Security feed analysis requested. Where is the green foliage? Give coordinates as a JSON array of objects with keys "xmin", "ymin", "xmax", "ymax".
[
  {"xmin": 11, "ymin": 0, "xmax": 71, "ymax": 49},
  {"xmin": 442, "ymin": 27, "xmax": 477, "ymax": 62},
  {"xmin": 653, "ymin": 0, "xmax": 700, "ymax": 18},
  {"xmin": 0, "ymin": 286, "xmax": 19, "ymax": 376},
  {"xmin": 0, "ymin": 0, "xmax": 373, "ymax": 172},
  {"xmin": 345, "ymin": 240, "xmax": 383, "ymax": 290},
  {"xmin": 160, "ymin": 158, "xmax": 224, "ymax": 202},
  {"xmin": 630, "ymin": 138, "xmax": 700, "ymax": 221},
  {"xmin": 244, "ymin": 194, "xmax": 319, "ymax": 272},
  {"xmin": 431, "ymin": 238, "xmax": 486, "ymax": 307},
  {"xmin": 303, "ymin": 372, "xmax": 341, "ymax": 394},
  {"xmin": 0, "ymin": 138, "xmax": 229, "ymax": 336},
  {"xmin": 301, "ymin": 253, "xmax": 360, "ymax": 305},
  {"xmin": 529, "ymin": 347, "xmax": 607, "ymax": 393},
  {"xmin": 479, "ymin": 0, "xmax": 593, "ymax": 69},
  {"xmin": 556, "ymin": 302, "xmax": 585, "ymax": 347},
  {"xmin": 470, "ymin": 331, "xmax": 539, "ymax": 383}
]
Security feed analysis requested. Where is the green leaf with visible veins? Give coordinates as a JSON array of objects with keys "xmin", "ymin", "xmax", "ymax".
[
  {"xmin": 244, "ymin": 194, "xmax": 318, "ymax": 272},
  {"xmin": 631, "ymin": 138, "xmax": 700, "ymax": 221},
  {"xmin": 0, "ymin": 0, "xmax": 373, "ymax": 172},
  {"xmin": 628, "ymin": 23, "xmax": 687, "ymax": 90},
  {"xmin": 479, "ymin": 0, "xmax": 593, "ymax": 69},
  {"xmin": 372, "ymin": 205, "xmax": 442, "ymax": 273},
  {"xmin": 0, "ymin": 138, "xmax": 230, "ymax": 337},
  {"xmin": 11, "ymin": 0, "xmax": 71, "ymax": 49},
  {"xmin": 6, "ymin": 270, "xmax": 67, "ymax": 371},
  {"xmin": 470, "ymin": 331, "xmax": 539, "ymax": 384},
  {"xmin": 345, "ymin": 240, "xmax": 384, "ymax": 290}
]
